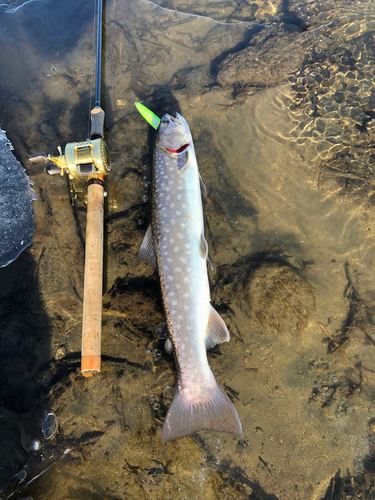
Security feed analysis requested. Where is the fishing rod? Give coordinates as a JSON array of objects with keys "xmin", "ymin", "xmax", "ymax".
[{"xmin": 27, "ymin": 0, "xmax": 110, "ymax": 377}]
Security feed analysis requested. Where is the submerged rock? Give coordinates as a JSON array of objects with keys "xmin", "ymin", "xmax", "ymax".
[{"xmin": 217, "ymin": 26, "xmax": 309, "ymax": 88}]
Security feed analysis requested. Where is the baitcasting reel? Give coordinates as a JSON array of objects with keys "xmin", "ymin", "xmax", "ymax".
[
  {"xmin": 26, "ymin": 137, "xmax": 110, "ymax": 179},
  {"xmin": 26, "ymin": 135, "xmax": 111, "ymax": 203}
]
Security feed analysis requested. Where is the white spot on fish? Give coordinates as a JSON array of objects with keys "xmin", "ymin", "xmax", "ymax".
[
  {"xmin": 183, "ymin": 292, "xmax": 190, "ymax": 298},
  {"xmin": 180, "ymin": 257, "xmax": 186, "ymax": 263},
  {"xmin": 167, "ymin": 257, "xmax": 172, "ymax": 263},
  {"xmin": 174, "ymin": 246, "xmax": 180, "ymax": 252},
  {"xmin": 172, "ymin": 300, "xmax": 177, "ymax": 306},
  {"xmin": 177, "ymin": 194, "xmax": 181, "ymax": 200},
  {"xmin": 183, "ymin": 276, "xmax": 189, "ymax": 282}
]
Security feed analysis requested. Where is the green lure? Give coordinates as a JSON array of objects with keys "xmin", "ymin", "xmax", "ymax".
[{"xmin": 135, "ymin": 102, "xmax": 161, "ymax": 130}]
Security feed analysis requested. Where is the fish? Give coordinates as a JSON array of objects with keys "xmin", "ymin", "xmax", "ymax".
[{"xmin": 138, "ymin": 112, "xmax": 242, "ymax": 443}]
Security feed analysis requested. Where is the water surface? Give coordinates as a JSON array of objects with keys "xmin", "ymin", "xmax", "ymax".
[{"xmin": 1, "ymin": 1, "xmax": 375, "ymax": 499}]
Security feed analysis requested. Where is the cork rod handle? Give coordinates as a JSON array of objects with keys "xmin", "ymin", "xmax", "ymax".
[{"xmin": 81, "ymin": 175, "xmax": 104, "ymax": 376}]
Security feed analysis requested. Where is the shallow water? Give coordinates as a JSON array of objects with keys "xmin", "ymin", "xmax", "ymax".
[{"xmin": 1, "ymin": 0, "xmax": 375, "ymax": 499}]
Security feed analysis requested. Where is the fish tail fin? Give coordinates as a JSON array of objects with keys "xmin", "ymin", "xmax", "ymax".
[{"xmin": 161, "ymin": 380, "xmax": 242, "ymax": 444}]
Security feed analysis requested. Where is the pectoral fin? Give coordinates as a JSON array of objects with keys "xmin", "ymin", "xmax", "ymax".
[
  {"xmin": 137, "ymin": 225, "xmax": 157, "ymax": 268},
  {"xmin": 200, "ymin": 234, "xmax": 214, "ymax": 270},
  {"xmin": 178, "ymin": 150, "xmax": 189, "ymax": 172},
  {"xmin": 205, "ymin": 305, "xmax": 230, "ymax": 349},
  {"xmin": 199, "ymin": 234, "xmax": 208, "ymax": 260},
  {"xmin": 199, "ymin": 173, "xmax": 207, "ymax": 196}
]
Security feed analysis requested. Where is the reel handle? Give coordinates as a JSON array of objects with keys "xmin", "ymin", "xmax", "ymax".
[
  {"xmin": 26, "ymin": 152, "xmax": 49, "ymax": 165},
  {"xmin": 46, "ymin": 163, "xmax": 62, "ymax": 175}
]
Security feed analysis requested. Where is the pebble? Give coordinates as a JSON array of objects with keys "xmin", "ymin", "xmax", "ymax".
[
  {"xmin": 153, "ymin": 349, "xmax": 161, "ymax": 361},
  {"xmin": 41, "ymin": 412, "xmax": 58, "ymax": 440},
  {"xmin": 29, "ymin": 440, "xmax": 41, "ymax": 451},
  {"xmin": 55, "ymin": 345, "xmax": 66, "ymax": 360},
  {"xmin": 116, "ymin": 98, "xmax": 127, "ymax": 107},
  {"xmin": 163, "ymin": 385, "xmax": 173, "ymax": 398},
  {"xmin": 17, "ymin": 470, "xmax": 27, "ymax": 481}
]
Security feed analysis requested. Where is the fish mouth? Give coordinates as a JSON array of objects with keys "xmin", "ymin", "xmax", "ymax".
[
  {"xmin": 165, "ymin": 143, "xmax": 190, "ymax": 154},
  {"xmin": 162, "ymin": 113, "xmax": 182, "ymax": 125},
  {"xmin": 160, "ymin": 113, "xmax": 190, "ymax": 153}
]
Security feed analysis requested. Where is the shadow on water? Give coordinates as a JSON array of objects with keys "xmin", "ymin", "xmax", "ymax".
[
  {"xmin": 0, "ymin": 0, "xmax": 95, "ymax": 57},
  {"xmin": 0, "ymin": 252, "xmax": 52, "ymax": 492}
]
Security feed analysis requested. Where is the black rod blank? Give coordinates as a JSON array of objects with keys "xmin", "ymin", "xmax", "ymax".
[{"xmin": 95, "ymin": 0, "xmax": 103, "ymax": 108}]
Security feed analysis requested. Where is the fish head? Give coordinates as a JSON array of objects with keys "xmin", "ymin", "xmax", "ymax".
[{"xmin": 157, "ymin": 113, "xmax": 192, "ymax": 153}]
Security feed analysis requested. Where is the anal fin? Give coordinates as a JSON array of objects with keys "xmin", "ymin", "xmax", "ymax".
[
  {"xmin": 137, "ymin": 225, "xmax": 157, "ymax": 268},
  {"xmin": 205, "ymin": 305, "xmax": 230, "ymax": 350}
]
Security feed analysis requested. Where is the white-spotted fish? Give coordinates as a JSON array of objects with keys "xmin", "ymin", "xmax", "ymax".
[{"xmin": 138, "ymin": 112, "xmax": 242, "ymax": 443}]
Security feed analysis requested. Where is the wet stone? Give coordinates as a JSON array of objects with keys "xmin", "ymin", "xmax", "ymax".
[
  {"xmin": 55, "ymin": 345, "xmax": 66, "ymax": 360},
  {"xmin": 154, "ymin": 323, "xmax": 167, "ymax": 340},
  {"xmin": 163, "ymin": 385, "xmax": 173, "ymax": 399},
  {"xmin": 41, "ymin": 412, "xmax": 58, "ymax": 440},
  {"xmin": 29, "ymin": 440, "xmax": 40, "ymax": 451},
  {"xmin": 153, "ymin": 348, "xmax": 161, "ymax": 361},
  {"xmin": 17, "ymin": 470, "xmax": 27, "ymax": 481}
]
